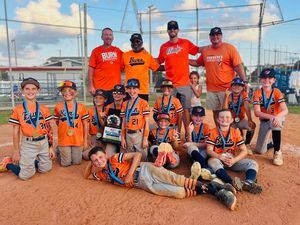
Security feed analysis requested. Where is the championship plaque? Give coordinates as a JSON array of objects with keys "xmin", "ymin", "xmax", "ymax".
[{"xmin": 103, "ymin": 115, "xmax": 121, "ymax": 144}]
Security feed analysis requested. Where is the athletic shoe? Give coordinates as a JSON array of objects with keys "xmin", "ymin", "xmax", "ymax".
[
  {"xmin": 210, "ymin": 180, "xmax": 237, "ymax": 195},
  {"xmin": 215, "ymin": 189, "xmax": 237, "ymax": 211},
  {"xmin": 273, "ymin": 150, "xmax": 283, "ymax": 166},
  {"xmin": 0, "ymin": 156, "xmax": 12, "ymax": 172},
  {"xmin": 232, "ymin": 177, "xmax": 243, "ymax": 191},
  {"xmin": 154, "ymin": 152, "xmax": 166, "ymax": 167},
  {"xmin": 212, "ymin": 177, "xmax": 225, "ymax": 185},
  {"xmin": 242, "ymin": 180, "xmax": 263, "ymax": 194},
  {"xmin": 166, "ymin": 152, "xmax": 177, "ymax": 165},
  {"xmin": 200, "ymin": 168, "xmax": 215, "ymax": 181},
  {"xmin": 190, "ymin": 162, "xmax": 201, "ymax": 180}
]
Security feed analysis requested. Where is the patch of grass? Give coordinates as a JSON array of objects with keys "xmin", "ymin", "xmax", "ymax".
[
  {"xmin": 0, "ymin": 110, "xmax": 11, "ymax": 125},
  {"xmin": 287, "ymin": 105, "xmax": 300, "ymax": 114}
]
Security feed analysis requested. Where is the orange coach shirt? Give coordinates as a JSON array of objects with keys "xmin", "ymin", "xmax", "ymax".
[
  {"xmin": 89, "ymin": 45, "xmax": 123, "ymax": 90},
  {"xmin": 150, "ymin": 127, "xmax": 180, "ymax": 145},
  {"xmin": 9, "ymin": 102, "xmax": 52, "ymax": 137},
  {"xmin": 54, "ymin": 101, "xmax": 89, "ymax": 147},
  {"xmin": 120, "ymin": 98, "xmax": 150, "ymax": 130},
  {"xmin": 228, "ymin": 91, "xmax": 250, "ymax": 120},
  {"xmin": 191, "ymin": 122, "xmax": 211, "ymax": 143},
  {"xmin": 206, "ymin": 127, "xmax": 244, "ymax": 155},
  {"xmin": 88, "ymin": 106, "xmax": 105, "ymax": 135},
  {"xmin": 157, "ymin": 38, "xmax": 199, "ymax": 87},
  {"xmin": 196, "ymin": 43, "xmax": 242, "ymax": 92},
  {"xmin": 153, "ymin": 96, "xmax": 183, "ymax": 126},
  {"xmin": 93, "ymin": 153, "xmax": 133, "ymax": 187},
  {"xmin": 252, "ymin": 88, "xmax": 285, "ymax": 116},
  {"xmin": 122, "ymin": 49, "xmax": 160, "ymax": 95}
]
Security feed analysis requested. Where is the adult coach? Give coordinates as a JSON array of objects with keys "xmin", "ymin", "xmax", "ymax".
[
  {"xmin": 157, "ymin": 21, "xmax": 202, "ymax": 130},
  {"xmin": 190, "ymin": 27, "xmax": 247, "ymax": 122},
  {"xmin": 122, "ymin": 33, "xmax": 160, "ymax": 101},
  {"xmin": 88, "ymin": 27, "xmax": 123, "ymax": 104}
]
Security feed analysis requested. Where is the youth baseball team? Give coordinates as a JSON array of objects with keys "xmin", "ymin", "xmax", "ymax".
[{"xmin": 0, "ymin": 21, "xmax": 289, "ymax": 211}]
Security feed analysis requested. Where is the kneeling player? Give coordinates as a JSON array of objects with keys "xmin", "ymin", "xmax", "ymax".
[{"xmin": 84, "ymin": 146, "xmax": 238, "ymax": 210}]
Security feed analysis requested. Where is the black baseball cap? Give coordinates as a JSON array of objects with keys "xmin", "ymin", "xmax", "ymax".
[
  {"xmin": 260, "ymin": 68, "xmax": 275, "ymax": 78},
  {"xmin": 130, "ymin": 33, "xmax": 143, "ymax": 42},
  {"xmin": 113, "ymin": 84, "xmax": 125, "ymax": 94},
  {"xmin": 57, "ymin": 80, "xmax": 77, "ymax": 91},
  {"xmin": 209, "ymin": 27, "xmax": 222, "ymax": 36},
  {"xmin": 167, "ymin": 21, "xmax": 179, "ymax": 30},
  {"xmin": 160, "ymin": 79, "xmax": 173, "ymax": 88},
  {"xmin": 21, "ymin": 77, "xmax": 40, "ymax": 89},
  {"xmin": 93, "ymin": 89, "xmax": 107, "ymax": 98},
  {"xmin": 191, "ymin": 106, "xmax": 205, "ymax": 117},
  {"xmin": 126, "ymin": 78, "xmax": 140, "ymax": 88}
]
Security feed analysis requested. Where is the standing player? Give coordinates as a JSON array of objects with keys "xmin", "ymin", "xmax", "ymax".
[
  {"xmin": 120, "ymin": 78, "xmax": 150, "ymax": 161},
  {"xmin": 88, "ymin": 27, "xmax": 123, "ymax": 104},
  {"xmin": 0, "ymin": 78, "xmax": 55, "ymax": 180},
  {"xmin": 54, "ymin": 81, "xmax": 89, "ymax": 167},
  {"xmin": 157, "ymin": 21, "xmax": 202, "ymax": 131},
  {"xmin": 206, "ymin": 109, "xmax": 262, "ymax": 194},
  {"xmin": 122, "ymin": 33, "xmax": 160, "ymax": 101},
  {"xmin": 82, "ymin": 89, "xmax": 107, "ymax": 160},
  {"xmin": 104, "ymin": 84, "xmax": 126, "ymax": 156},
  {"xmin": 84, "ymin": 147, "xmax": 238, "ymax": 210},
  {"xmin": 153, "ymin": 79, "xmax": 183, "ymax": 132},
  {"xmin": 223, "ymin": 77, "xmax": 256, "ymax": 153},
  {"xmin": 190, "ymin": 27, "xmax": 247, "ymax": 124},
  {"xmin": 253, "ymin": 68, "xmax": 288, "ymax": 166}
]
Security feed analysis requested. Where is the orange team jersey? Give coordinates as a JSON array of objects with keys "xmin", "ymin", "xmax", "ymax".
[
  {"xmin": 89, "ymin": 45, "xmax": 123, "ymax": 90},
  {"xmin": 150, "ymin": 127, "xmax": 180, "ymax": 145},
  {"xmin": 122, "ymin": 49, "xmax": 160, "ymax": 95},
  {"xmin": 252, "ymin": 88, "xmax": 285, "ymax": 116},
  {"xmin": 191, "ymin": 122, "xmax": 211, "ymax": 143},
  {"xmin": 9, "ymin": 102, "xmax": 52, "ymax": 137},
  {"xmin": 196, "ymin": 43, "xmax": 242, "ymax": 92},
  {"xmin": 228, "ymin": 91, "xmax": 250, "ymax": 120},
  {"xmin": 54, "ymin": 101, "xmax": 89, "ymax": 146},
  {"xmin": 93, "ymin": 153, "xmax": 133, "ymax": 187},
  {"xmin": 157, "ymin": 38, "xmax": 199, "ymax": 87},
  {"xmin": 88, "ymin": 106, "xmax": 105, "ymax": 135},
  {"xmin": 120, "ymin": 97, "xmax": 150, "ymax": 130},
  {"xmin": 206, "ymin": 127, "xmax": 244, "ymax": 155},
  {"xmin": 153, "ymin": 96, "xmax": 183, "ymax": 125}
]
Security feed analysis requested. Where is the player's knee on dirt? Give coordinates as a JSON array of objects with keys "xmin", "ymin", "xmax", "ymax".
[
  {"xmin": 18, "ymin": 166, "xmax": 36, "ymax": 180},
  {"xmin": 38, "ymin": 160, "xmax": 52, "ymax": 173}
]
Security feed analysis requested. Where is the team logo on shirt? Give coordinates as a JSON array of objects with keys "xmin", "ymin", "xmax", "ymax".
[
  {"xmin": 101, "ymin": 52, "xmax": 118, "ymax": 62},
  {"xmin": 215, "ymin": 136, "xmax": 234, "ymax": 153},
  {"xmin": 206, "ymin": 55, "xmax": 223, "ymax": 66},
  {"xmin": 59, "ymin": 109, "xmax": 79, "ymax": 122},
  {"xmin": 22, "ymin": 112, "xmax": 44, "ymax": 125},
  {"xmin": 129, "ymin": 57, "xmax": 145, "ymax": 66},
  {"xmin": 166, "ymin": 45, "xmax": 183, "ymax": 55}
]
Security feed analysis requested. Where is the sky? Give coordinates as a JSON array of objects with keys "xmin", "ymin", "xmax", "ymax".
[{"xmin": 0, "ymin": 0, "xmax": 299, "ymax": 72}]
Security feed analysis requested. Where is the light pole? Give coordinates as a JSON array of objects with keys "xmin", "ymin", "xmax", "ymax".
[
  {"xmin": 11, "ymin": 39, "xmax": 18, "ymax": 67},
  {"xmin": 148, "ymin": 5, "xmax": 156, "ymax": 92},
  {"xmin": 4, "ymin": 0, "xmax": 15, "ymax": 107}
]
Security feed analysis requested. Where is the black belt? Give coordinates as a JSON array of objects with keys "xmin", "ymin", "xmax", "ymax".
[
  {"xmin": 127, "ymin": 129, "xmax": 142, "ymax": 134},
  {"xmin": 261, "ymin": 119, "xmax": 270, "ymax": 122},
  {"xmin": 25, "ymin": 135, "xmax": 46, "ymax": 142}
]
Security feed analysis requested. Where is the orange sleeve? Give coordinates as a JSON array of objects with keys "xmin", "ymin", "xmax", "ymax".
[
  {"xmin": 242, "ymin": 91, "xmax": 250, "ymax": 102},
  {"xmin": 9, "ymin": 107, "xmax": 21, "ymax": 126},
  {"xmin": 142, "ymin": 101, "xmax": 150, "ymax": 117},
  {"xmin": 81, "ymin": 104, "xmax": 89, "ymax": 120},
  {"xmin": 54, "ymin": 104, "xmax": 60, "ymax": 120},
  {"xmin": 120, "ymin": 102, "xmax": 127, "ymax": 118},
  {"xmin": 157, "ymin": 45, "xmax": 165, "ymax": 64},
  {"xmin": 203, "ymin": 123, "xmax": 211, "ymax": 139},
  {"xmin": 229, "ymin": 44, "xmax": 242, "ymax": 67},
  {"xmin": 234, "ymin": 128, "xmax": 244, "ymax": 146},
  {"xmin": 174, "ymin": 98, "xmax": 183, "ymax": 113},
  {"xmin": 206, "ymin": 128, "xmax": 217, "ymax": 145},
  {"xmin": 252, "ymin": 90, "xmax": 261, "ymax": 105},
  {"xmin": 188, "ymin": 40, "xmax": 199, "ymax": 55},
  {"xmin": 275, "ymin": 88, "xmax": 284, "ymax": 103},
  {"xmin": 196, "ymin": 55, "xmax": 204, "ymax": 66},
  {"xmin": 42, "ymin": 106, "xmax": 53, "ymax": 122},
  {"xmin": 149, "ymin": 54, "xmax": 160, "ymax": 71},
  {"xmin": 153, "ymin": 99, "xmax": 159, "ymax": 114},
  {"xmin": 89, "ymin": 48, "xmax": 97, "ymax": 68}
]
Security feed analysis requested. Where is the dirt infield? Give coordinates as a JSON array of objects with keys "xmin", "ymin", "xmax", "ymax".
[{"xmin": 1, "ymin": 112, "xmax": 300, "ymax": 225}]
